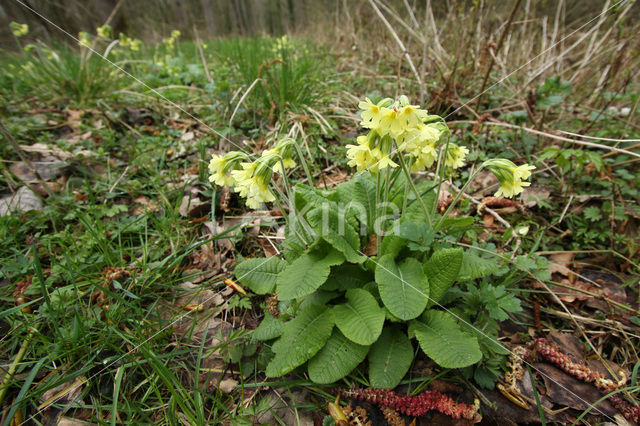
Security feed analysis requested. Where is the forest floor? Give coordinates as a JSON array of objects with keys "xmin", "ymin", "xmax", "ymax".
[{"xmin": 1, "ymin": 14, "xmax": 639, "ymax": 426}]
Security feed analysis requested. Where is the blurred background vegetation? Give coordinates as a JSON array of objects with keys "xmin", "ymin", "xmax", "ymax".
[{"xmin": 3, "ymin": 0, "xmax": 638, "ymax": 46}]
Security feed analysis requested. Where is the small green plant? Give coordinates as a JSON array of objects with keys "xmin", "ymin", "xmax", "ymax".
[{"xmin": 211, "ymin": 95, "xmax": 533, "ymax": 388}]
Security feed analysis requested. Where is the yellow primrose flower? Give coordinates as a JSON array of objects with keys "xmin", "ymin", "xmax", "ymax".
[
  {"xmin": 208, "ymin": 155, "xmax": 234, "ymax": 187},
  {"xmin": 231, "ymin": 162, "xmax": 275, "ymax": 209},
  {"xmin": 10, "ymin": 22, "xmax": 29, "ymax": 37},
  {"xmin": 130, "ymin": 39, "xmax": 142, "ymax": 51},
  {"xmin": 346, "ymin": 143, "xmax": 377, "ymax": 172},
  {"xmin": 359, "ymin": 98, "xmax": 387, "ymax": 130},
  {"xmin": 410, "ymin": 144, "xmax": 438, "ymax": 172},
  {"xmin": 494, "ymin": 177, "xmax": 531, "ymax": 198},
  {"xmin": 397, "ymin": 104, "xmax": 428, "ymax": 129},
  {"xmin": 119, "ymin": 33, "xmax": 130, "ymax": 47},
  {"xmin": 370, "ymin": 154, "xmax": 398, "ymax": 174},
  {"xmin": 513, "ymin": 164, "xmax": 535, "ymax": 181},
  {"xmin": 208, "ymin": 151, "xmax": 248, "ymax": 187},
  {"xmin": 97, "ymin": 25, "xmax": 111, "ymax": 38},
  {"xmin": 262, "ymin": 139, "xmax": 298, "ymax": 173},
  {"xmin": 444, "ymin": 144, "xmax": 469, "ymax": 169},
  {"xmin": 171, "ymin": 30, "xmax": 181, "ymax": 39},
  {"xmin": 78, "ymin": 32, "xmax": 91, "ymax": 47},
  {"xmin": 484, "ymin": 159, "xmax": 535, "ymax": 198},
  {"xmin": 378, "ymin": 108, "xmax": 406, "ymax": 138}
]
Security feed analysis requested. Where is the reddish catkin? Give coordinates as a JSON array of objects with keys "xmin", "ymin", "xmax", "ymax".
[
  {"xmin": 341, "ymin": 387, "xmax": 480, "ymax": 421},
  {"xmin": 533, "ymin": 338, "xmax": 640, "ymax": 423}
]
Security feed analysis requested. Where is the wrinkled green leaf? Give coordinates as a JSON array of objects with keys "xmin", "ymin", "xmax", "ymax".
[
  {"xmin": 368, "ymin": 326, "xmax": 413, "ymax": 388},
  {"xmin": 375, "ymin": 254, "xmax": 429, "ymax": 320},
  {"xmin": 333, "ymin": 289, "xmax": 385, "ymax": 345},
  {"xmin": 235, "ymin": 257, "xmax": 287, "ymax": 294},
  {"xmin": 266, "ymin": 304, "xmax": 334, "ymax": 377},
  {"xmin": 308, "ymin": 329, "xmax": 369, "ymax": 384},
  {"xmin": 410, "ymin": 310, "xmax": 481, "ymax": 368}
]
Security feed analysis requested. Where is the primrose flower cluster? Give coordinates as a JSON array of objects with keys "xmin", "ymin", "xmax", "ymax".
[
  {"xmin": 352, "ymin": 96, "xmax": 534, "ymax": 198},
  {"xmin": 348, "ymin": 96, "xmax": 459, "ymax": 174},
  {"xmin": 208, "ymin": 139, "xmax": 297, "ymax": 209}
]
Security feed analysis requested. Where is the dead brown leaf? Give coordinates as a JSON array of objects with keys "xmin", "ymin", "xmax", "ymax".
[
  {"xmin": 178, "ymin": 193, "xmax": 209, "ymax": 218},
  {"xmin": 521, "ymin": 186, "xmax": 552, "ymax": 208},
  {"xmin": 537, "ymin": 362, "xmax": 618, "ymax": 416},
  {"xmin": 557, "ymin": 279, "xmax": 596, "ymax": 303},
  {"xmin": 19, "ymin": 143, "xmax": 93, "ymax": 161},
  {"xmin": 57, "ymin": 416, "xmax": 93, "ymax": 426},
  {"xmin": 219, "ymin": 378, "xmax": 238, "ymax": 393},
  {"xmin": 130, "ymin": 196, "xmax": 161, "ymax": 216},
  {"xmin": 0, "ymin": 187, "xmax": 43, "ymax": 216},
  {"xmin": 39, "ymin": 376, "xmax": 86, "ymax": 411}
]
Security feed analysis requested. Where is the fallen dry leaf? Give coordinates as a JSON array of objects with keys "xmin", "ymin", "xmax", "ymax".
[
  {"xmin": 178, "ymin": 194, "xmax": 209, "ymax": 218},
  {"xmin": 10, "ymin": 158, "xmax": 66, "ymax": 182},
  {"xmin": 218, "ymin": 378, "xmax": 238, "ymax": 393},
  {"xmin": 0, "ymin": 187, "xmax": 43, "ymax": 216},
  {"xmin": 39, "ymin": 376, "xmax": 87, "ymax": 411},
  {"xmin": 57, "ymin": 416, "xmax": 92, "ymax": 426},
  {"xmin": 19, "ymin": 143, "xmax": 93, "ymax": 161},
  {"xmin": 521, "ymin": 186, "xmax": 552, "ymax": 208},
  {"xmin": 557, "ymin": 279, "xmax": 595, "ymax": 303},
  {"xmin": 224, "ymin": 279, "xmax": 246, "ymax": 295},
  {"xmin": 130, "ymin": 196, "xmax": 161, "ymax": 216}
]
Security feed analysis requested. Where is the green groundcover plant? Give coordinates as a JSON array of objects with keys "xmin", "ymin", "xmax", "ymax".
[{"xmin": 209, "ymin": 96, "xmax": 533, "ymax": 388}]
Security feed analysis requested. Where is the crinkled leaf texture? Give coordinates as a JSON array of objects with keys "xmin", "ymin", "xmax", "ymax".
[
  {"xmin": 333, "ymin": 289, "xmax": 385, "ymax": 345},
  {"xmin": 252, "ymin": 313, "xmax": 283, "ymax": 341},
  {"xmin": 336, "ymin": 172, "xmax": 377, "ymax": 233},
  {"xmin": 266, "ymin": 304, "xmax": 334, "ymax": 377},
  {"xmin": 276, "ymin": 249, "xmax": 344, "ymax": 301},
  {"xmin": 409, "ymin": 310, "xmax": 481, "ymax": 368},
  {"xmin": 235, "ymin": 256, "xmax": 287, "ymax": 294},
  {"xmin": 368, "ymin": 326, "xmax": 413, "ymax": 388},
  {"xmin": 307, "ymin": 206, "xmax": 365, "ymax": 264},
  {"xmin": 458, "ymin": 251, "xmax": 500, "ymax": 281},
  {"xmin": 375, "ymin": 254, "xmax": 429, "ymax": 320},
  {"xmin": 308, "ymin": 329, "xmax": 369, "ymax": 384},
  {"xmin": 423, "ymin": 248, "xmax": 463, "ymax": 306},
  {"xmin": 322, "ymin": 264, "xmax": 372, "ymax": 291}
]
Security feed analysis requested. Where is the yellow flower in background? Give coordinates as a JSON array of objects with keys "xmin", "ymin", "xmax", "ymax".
[
  {"xmin": 130, "ymin": 39, "xmax": 142, "ymax": 51},
  {"xmin": 78, "ymin": 32, "xmax": 91, "ymax": 47},
  {"xmin": 97, "ymin": 25, "xmax": 111, "ymax": 38},
  {"xmin": 484, "ymin": 159, "xmax": 535, "ymax": 198},
  {"xmin": 119, "ymin": 33, "xmax": 131, "ymax": 47},
  {"xmin": 171, "ymin": 30, "xmax": 181, "ymax": 39},
  {"xmin": 444, "ymin": 144, "xmax": 469, "ymax": 169},
  {"xmin": 10, "ymin": 22, "xmax": 29, "ymax": 37}
]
